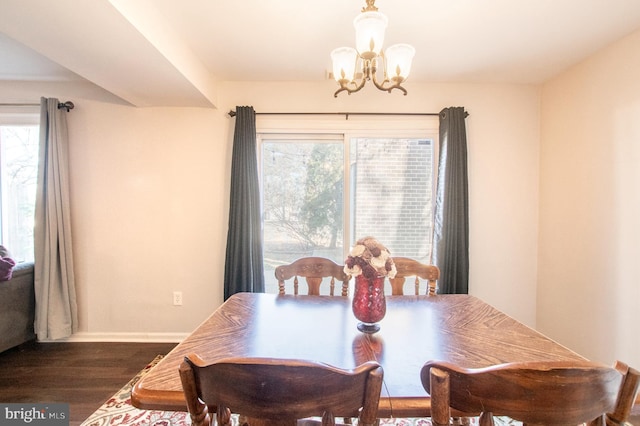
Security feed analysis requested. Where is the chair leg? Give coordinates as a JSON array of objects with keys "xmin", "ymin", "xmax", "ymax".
[
  {"xmin": 216, "ymin": 406, "xmax": 232, "ymax": 426},
  {"xmin": 587, "ymin": 414, "xmax": 605, "ymax": 426},
  {"xmin": 478, "ymin": 412, "xmax": 494, "ymax": 426},
  {"xmin": 321, "ymin": 411, "xmax": 335, "ymax": 426},
  {"xmin": 179, "ymin": 361, "xmax": 212, "ymax": 426},
  {"xmin": 430, "ymin": 367, "xmax": 451, "ymax": 426}
]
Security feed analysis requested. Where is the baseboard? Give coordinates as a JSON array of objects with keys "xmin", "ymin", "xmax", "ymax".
[{"xmin": 39, "ymin": 331, "xmax": 188, "ymax": 343}]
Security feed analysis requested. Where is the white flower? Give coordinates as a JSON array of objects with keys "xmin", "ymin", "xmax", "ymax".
[
  {"xmin": 349, "ymin": 244, "xmax": 366, "ymax": 257},
  {"xmin": 387, "ymin": 263, "xmax": 397, "ymax": 279},
  {"xmin": 370, "ymin": 255, "xmax": 386, "ymax": 269},
  {"xmin": 344, "ymin": 263, "xmax": 362, "ymax": 277}
]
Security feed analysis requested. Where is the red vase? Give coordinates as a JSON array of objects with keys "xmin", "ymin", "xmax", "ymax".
[{"xmin": 352, "ymin": 274, "xmax": 386, "ymax": 333}]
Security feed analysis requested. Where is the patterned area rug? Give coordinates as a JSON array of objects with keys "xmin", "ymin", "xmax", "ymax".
[
  {"xmin": 80, "ymin": 356, "xmax": 521, "ymax": 426},
  {"xmin": 80, "ymin": 355, "xmax": 189, "ymax": 426}
]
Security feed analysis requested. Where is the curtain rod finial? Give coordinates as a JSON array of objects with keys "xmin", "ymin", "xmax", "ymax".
[{"xmin": 57, "ymin": 101, "xmax": 74, "ymax": 112}]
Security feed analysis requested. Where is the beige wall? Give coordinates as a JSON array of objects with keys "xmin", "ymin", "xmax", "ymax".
[
  {"xmin": 1, "ymin": 27, "xmax": 632, "ymax": 367},
  {"xmin": 539, "ymin": 29, "xmax": 640, "ymax": 366},
  {"xmin": 1, "ymin": 79, "xmax": 541, "ymax": 340},
  {"xmin": 68, "ymin": 102, "xmax": 229, "ymax": 337}
]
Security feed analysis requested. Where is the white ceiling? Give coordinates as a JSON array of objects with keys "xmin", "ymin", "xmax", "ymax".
[{"xmin": 2, "ymin": 0, "xmax": 640, "ymax": 108}]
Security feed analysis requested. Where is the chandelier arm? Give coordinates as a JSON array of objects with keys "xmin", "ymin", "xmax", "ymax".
[
  {"xmin": 371, "ymin": 69, "xmax": 390, "ymax": 91},
  {"xmin": 389, "ymin": 84, "xmax": 408, "ymax": 96},
  {"xmin": 334, "ymin": 77, "xmax": 367, "ymax": 97},
  {"xmin": 375, "ymin": 80, "xmax": 409, "ymax": 95},
  {"xmin": 371, "ymin": 67, "xmax": 408, "ymax": 96}
]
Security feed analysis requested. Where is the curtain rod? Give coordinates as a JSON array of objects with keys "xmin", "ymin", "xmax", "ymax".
[
  {"xmin": 0, "ymin": 101, "xmax": 75, "ymax": 111},
  {"xmin": 227, "ymin": 110, "xmax": 444, "ymax": 120}
]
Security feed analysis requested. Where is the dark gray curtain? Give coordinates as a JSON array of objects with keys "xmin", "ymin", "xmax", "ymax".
[
  {"xmin": 223, "ymin": 106, "xmax": 264, "ymax": 300},
  {"xmin": 34, "ymin": 97, "xmax": 78, "ymax": 339},
  {"xmin": 432, "ymin": 107, "xmax": 469, "ymax": 294}
]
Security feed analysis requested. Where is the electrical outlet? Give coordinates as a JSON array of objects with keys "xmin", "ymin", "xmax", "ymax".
[{"xmin": 173, "ymin": 291, "xmax": 183, "ymax": 306}]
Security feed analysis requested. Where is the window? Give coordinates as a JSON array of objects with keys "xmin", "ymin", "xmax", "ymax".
[
  {"xmin": 259, "ymin": 123, "xmax": 437, "ymax": 294},
  {"xmin": 348, "ymin": 137, "xmax": 435, "ymax": 260},
  {"xmin": 262, "ymin": 136, "xmax": 344, "ymax": 267},
  {"xmin": 0, "ymin": 110, "xmax": 39, "ymax": 262}
]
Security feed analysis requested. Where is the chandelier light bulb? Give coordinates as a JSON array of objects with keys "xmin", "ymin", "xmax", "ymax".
[
  {"xmin": 331, "ymin": 47, "xmax": 358, "ymax": 83},
  {"xmin": 353, "ymin": 11, "xmax": 388, "ymax": 60},
  {"xmin": 385, "ymin": 44, "xmax": 416, "ymax": 81}
]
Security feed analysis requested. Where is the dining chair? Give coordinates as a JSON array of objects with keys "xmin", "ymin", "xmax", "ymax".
[
  {"xmin": 389, "ymin": 257, "xmax": 440, "ymax": 296},
  {"xmin": 179, "ymin": 354, "xmax": 384, "ymax": 426},
  {"xmin": 420, "ymin": 359, "xmax": 639, "ymax": 426},
  {"xmin": 608, "ymin": 360, "xmax": 640, "ymax": 425},
  {"xmin": 275, "ymin": 257, "xmax": 350, "ymax": 296}
]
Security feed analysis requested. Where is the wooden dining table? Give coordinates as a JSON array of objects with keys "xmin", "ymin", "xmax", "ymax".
[{"xmin": 131, "ymin": 292, "xmax": 585, "ymax": 418}]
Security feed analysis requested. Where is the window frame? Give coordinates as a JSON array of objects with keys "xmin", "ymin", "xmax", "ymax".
[
  {"xmin": 0, "ymin": 105, "xmax": 39, "ymax": 262},
  {"xmin": 257, "ymin": 115, "xmax": 439, "ymax": 262}
]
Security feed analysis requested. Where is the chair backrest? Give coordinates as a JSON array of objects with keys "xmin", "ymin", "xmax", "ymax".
[
  {"xmin": 608, "ymin": 360, "xmax": 640, "ymax": 425},
  {"xmin": 389, "ymin": 257, "xmax": 440, "ymax": 296},
  {"xmin": 421, "ymin": 360, "xmax": 630, "ymax": 426},
  {"xmin": 179, "ymin": 354, "xmax": 383, "ymax": 426},
  {"xmin": 275, "ymin": 257, "xmax": 350, "ymax": 296}
]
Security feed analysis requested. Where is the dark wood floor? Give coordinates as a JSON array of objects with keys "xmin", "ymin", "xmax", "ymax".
[{"xmin": 0, "ymin": 340, "xmax": 177, "ymax": 426}]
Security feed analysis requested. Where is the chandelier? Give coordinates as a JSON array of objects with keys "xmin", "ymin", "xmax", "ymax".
[{"xmin": 331, "ymin": 0, "xmax": 415, "ymax": 97}]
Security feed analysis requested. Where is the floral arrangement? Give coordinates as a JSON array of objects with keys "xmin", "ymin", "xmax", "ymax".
[{"xmin": 344, "ymin": 236, "xmax": 397, "ymax": 280}]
